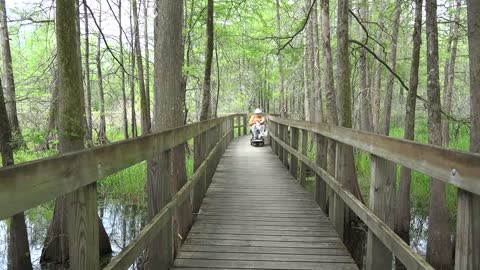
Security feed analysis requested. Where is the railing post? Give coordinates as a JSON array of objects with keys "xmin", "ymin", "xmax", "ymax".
[
  {"xmin": 290, "ymin": 127, "xmax": 299, "ymax": 179},
  {"xmin": 366, "ymin": 155, "xmax": 395, "ymax": 270},
  {"xmin": 331, "ymin": 142, "xmax": 346, "ymax": 239},
  {"xmin": 282, "ymin": 125, "xmax": 289, "ymax": 169},
  {"xmin": 243, "ymin": 114, "xmax": 247, "ymax": 135},
  {"xmin": 299, "ymin": 129, "xmax": 308, "ymax": 187},
  {"xmin": 271, "ymin": 121, "xmax": 277, "ymax": 153},
  {"xmin": 66, "ymin": 184, "xmax": 99, "ymax": 270},
  {"xmin": 315, "ymin": 134, "xmax": 328, "ymax": 213},
  {"xmin": 146, "ymin": 150, "xmax": 173, "ymax": 269},
  {"xmin": 277, "ymin": 123, "xmax": 284, "ymax": 161},
  {"xmin": 230, "ymin": 116, "xmax": 234, "ymax": 141},
  {"xmin": 455, "ymin": 191, "xmax": 480, "ymax": 270}
]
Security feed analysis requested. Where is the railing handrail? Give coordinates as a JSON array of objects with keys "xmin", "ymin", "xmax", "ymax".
[
  {"xmin": 0, "ymin": 114, "xmax": 244, "ymax": 221},
  {"xmin": 268, "ymin": 115, "xmax": 480, "ymax": 195}
]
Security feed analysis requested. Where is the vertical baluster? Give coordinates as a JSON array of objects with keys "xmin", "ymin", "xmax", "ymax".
[
  {"xmin": 282, "ymin": 125, "xmax": 289, "ymax": 169},
  {"xmin": 243, "ymin": 114, "xmax": 247, "ymax": 135},
  {"xmin": 299, "ymin": 129, "xmax": 308, "ymax": 187},
  {"xmin": 290, "ymin": 127, "xmax": 299, "ymax": 179},
  {"xmin": 366, "ymin": 155, "xmax": 395, "ymax": 270},
  {"xmin": 315, "ymin": 134, "xmax": 328, "ymax": 212}
]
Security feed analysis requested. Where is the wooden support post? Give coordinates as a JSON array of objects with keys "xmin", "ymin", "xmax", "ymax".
[
  {"xmin": 299, "ymin": 129, "xmax": 308, "ymax": 187},
  {"xmin": 66, "ymin": 184, "xmax": 99, "ymax": 270},
  {"xmin": 243, "ymin": 114, "xmax": 247, "ymax": 135},
  {"xmin": 282, "ymin": 125, "xmax": 289, "ymax": 169},
  {"xmin": 192, "ymin": 166, "xmax": 207, "ymax": 214},
  {"xmin": 277, "ymin": 123, "xmax": 285, "ymax": 162},
  {"xmin": 230, "ymin": 117, "xmax": 234, "ymax": 141},
  {"xmin": 455, "ymin": 190, "xmax": 480, "ymax": 270},
  {"xmin": 146, "ymin": 150, "xmax": 173, "ymax": 269},
  {"xmin": 290, "ymin": 127, "xmax": 299, "ymax": 179},
  {"xmin": 272, "ymin": 122, "xmax": 277, "ymax": 154},
  {"xmin": 366, "ymin": 155, "xmax": 396, "ymax": 270},
  {"xmin": 315, "ymin": 134, "xmax": 327, "ymax": 213},
  {"xmin": 331, "ymin": 142, "xmax": 345, "ymax": 239}
]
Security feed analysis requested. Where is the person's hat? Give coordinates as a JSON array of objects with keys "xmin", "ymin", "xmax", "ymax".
[{"xmin": 254, "ymin": 108, "xmax": 262, "ymax": 114}]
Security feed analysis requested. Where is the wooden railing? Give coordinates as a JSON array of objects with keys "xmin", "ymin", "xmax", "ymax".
[
  {"xmin": 267, "ymin": 115, "xmax": 480, "ymax": 270},
  {"xmin": 0, "ymin": 114, "xmax": 249, "ymax": 270}
]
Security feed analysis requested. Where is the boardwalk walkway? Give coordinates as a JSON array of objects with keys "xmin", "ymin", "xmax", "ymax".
[{"xmin": 173, "ymin": 135, "xmax": 358, "ymax": 269}]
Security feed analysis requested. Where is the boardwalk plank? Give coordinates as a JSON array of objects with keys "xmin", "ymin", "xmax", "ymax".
[{"xmin": 174, "ymin": 136, "xmax": 358, "ymax": 269}]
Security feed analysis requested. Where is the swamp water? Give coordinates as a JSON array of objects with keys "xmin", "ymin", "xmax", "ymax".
[{"xmin": 0, "ymin": 199, "xmax": 146, "ymax": 270}]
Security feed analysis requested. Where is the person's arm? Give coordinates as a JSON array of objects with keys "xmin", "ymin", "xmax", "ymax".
[
  {"xmin": 260, "ymin": 116, "xmax": 266, "ymax": 124},
  {"xmin": 249, "ymin": 116, "xmax": 255, "ymax": 126}
]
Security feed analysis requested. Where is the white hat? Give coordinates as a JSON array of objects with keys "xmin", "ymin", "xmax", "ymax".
[{"xmin": 254, "ymin": 108, "xmax": 262, "ymax": 114}]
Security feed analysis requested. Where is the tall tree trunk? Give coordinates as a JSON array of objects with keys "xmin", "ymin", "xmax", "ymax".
[
  {"xmin": 144, "ymin": 0, "xmax": 151, "ymax": 124},
  {"xmin": 119, "ymin": 0, "xmax": 129, "ymax": 139},
  {"xmin": 337, "ymin": 0, "xmax": 364, "ymax": 266},
  {"xmin": 303, "ymin": 7, "xmax": 310, "ymax": 121},
  {"xmin": 309, "ymin": 0, "xmax": 323, "ymax": 123},
  {"xmin": 358, "ymin": 0, "xmax": 371, "ymax": 132},
  {"xmin": 1, "ymin": 78, "xmax": 32, "ymax": 270},
  {"xmin": 146, "ymin": 0, "xmax": 185, "ymax": 268},
  {"xmin": 96, "ymin": 2, "xmax": 107, "ymax": 144},
  {"xmin": 425, "ymin": 0, "xmax": 453, "ymax": 268},
  {"xmin": 215, "ymin": 41, "xmax": 220, "ymax": 117},
  {"xmin": 130, "ymin": 5, "xmax": 137, "ymax": 137},
  {"xmin": 132, "ymin": 0, "xmax": 151, "ymax": 134},
  {"xmin": 42, "ymin": 1, "xmax": 112, "ymax": 265},
  {"xmin": 83, "ymin": 0, "xmax": 93, "ymax": 144},
  {"xmin": 320, "ymin": 0, "xmax": 338, "ymax": 186},
  {"xmin": 200, "ymin": 0, "xmax": 214, "ymax": 121},
  {"xmin": 442, "ymin": 0, "xmax": 461, "ymax": 147},
  {"xmin": 395, "ymin": 1, "xmax": 422, "ymax": 270},
  {"xmin": 0, "ymin": 0, "xmax": 24, "ymax": 149},
  {"xmin": 456, "ymin": 1, "xmax": 480, "ymax": 269},
  {"xmin": 370, "ymin": 0, "xmax": 386, "ymax": 133},
  {"xmin": 275, "ymin": 0, "xmax": 286, "ymax": 117},
  {"xmin": 380, "ymin": 0, "xmax": 401, "ymax": 136},
  {"xmin": 45, "ymin": 66, "xmax": 59, "ymax": 150}
]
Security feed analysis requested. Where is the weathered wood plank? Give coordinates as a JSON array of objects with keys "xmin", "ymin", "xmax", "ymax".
[
  {"xmin": 175, "ymin": 136, "xmax": 357, "ymax": 270},
  {"xmin": 366, "ymin": 155, "xmax": 396, "ymax": 270},
  {"xmin": 268, "ymin": 115, "xmax": 480, "ymax": 195}
]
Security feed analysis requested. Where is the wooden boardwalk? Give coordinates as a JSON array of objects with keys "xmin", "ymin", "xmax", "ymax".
[{"xmin": 173, "ymin": 135, "xmax": 358, "ymax": 270}]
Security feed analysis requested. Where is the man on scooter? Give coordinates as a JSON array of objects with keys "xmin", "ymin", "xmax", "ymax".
[{"xmin": 249, "ymin": 108, "xmax": 266, "ymax": 140}]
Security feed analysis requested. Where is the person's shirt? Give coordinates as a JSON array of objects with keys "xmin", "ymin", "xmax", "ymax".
[{"xmin": 249, "ymin": 114, "xmax": 266, "ymax": 126}]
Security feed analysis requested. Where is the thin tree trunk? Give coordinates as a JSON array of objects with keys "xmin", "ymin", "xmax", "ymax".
[
  {"xmin": 442, "ymin": 0, "xmax": 461, "ymax": 147},
  {"xmin": 200, "ymin": 0, "xmax": 214, "ymax": 121},
  {"xmin": 425, "ymin": 0, "xmax": 453, "ymax": 268},
  {"xmin": 144, "ymin": 0, "xmax": 151, "ymax": 124},
  {"xmin": 358, "ymin": 0, "xmax": 371, "ymax": 132},
  {"xmin": 130, "ymin": 5, "xmax": 137, "ymax": 137},
  {"xmin": 370, "ymin": 0, "xmax": 386, "ymax": 133},
  {"xmin": 83, "ymin": 0, "xmax": 93, "ymax": 144},
  {"xmin": 303, "ymin": 11, "xmax": 310, "ymax": 121},
  {"xmin": 215, "ymin": 41, "xmax": 220, "ymax": 117},
  {"xmin": 146, "ymin": 1, "xmax": 184, "ymax": 268},
  {"xmin": 119, "ymin": 0, "xmax": 128, "ymax": 139},
  {"xmin": 455, "ymin": 1, "xmax": 480, "ymax": 269},
  {"xmin": 337, "ymin": 0, "xmax": 365, "ymax": 266},
  {"xmin": 310, "ymin": 0, "xmax": 323, "ymax": 123},
  {"xmin": 380, "ymin": 0, "xmax": 401, "ymax": 136},
  {"xmin": 45, "ymin": 67, "xmax": 59, "ymax": 150},
  {"xmin": 132, "ymin": 0, "xmax": 150, "ymax": 134},
  {"xmin": 275, "ymin": 0, "xmax": 286, "ymax": 117},
  {"xmin": 320, "ymin": 0, "xmax": 338, "ymax": 188},
  {"xmin": 0, "ymin": 0, "xmax": 24, "ymax": 149},
  {"xmin": 1, "ymin": 78, "xmax": 32, "ymax": 270},
  {"xmin": 394, "ymin": 1, "xmax": 422, "ymax": 270},
  {"xmin": 96, "ymin": 2, "xmax": 107, "ymax": 144}
]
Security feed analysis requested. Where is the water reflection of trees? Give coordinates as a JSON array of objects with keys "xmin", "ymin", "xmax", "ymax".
[{"xmin": 0, "ymin": 200, "xmax": 147, "ymax": 270}]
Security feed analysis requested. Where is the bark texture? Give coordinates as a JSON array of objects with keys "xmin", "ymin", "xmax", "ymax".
[
  {"xmin": 425, "ymin": 0, "xmax": 453, "ymax": 268},
  {"xmin": 394, "ymin": 1, "xmax": 422, "ymax": 269},
  {"xmin": 200, "ymin": 0, "xmax": 214, "ymax": 121},
  {"xmin": 146, "ymin": 1, "xmax": 185, "ymax": 268},
  {"xmin": 96, "ymin": 2, "xmax": 107, "ymax": 144},
  {"xmin": 0, "ymin": 0, "xmax": 23, "ymax": 149},
  {"xmin": 83, "ymin": 0, "xmax": 93, "ymax": 144},
  {"xmin": 455, "ymin": 1, "xmax": 480, "ymax": 269}
]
